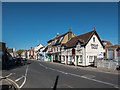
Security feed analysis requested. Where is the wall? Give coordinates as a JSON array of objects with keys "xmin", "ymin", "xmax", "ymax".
[
  {"xmin": 85, "ymin": 34, "xmax": 105, "ymax": 66},
  {"xmin": 61, "ymin": 34, "xmax": 68, "ymax": 44}
]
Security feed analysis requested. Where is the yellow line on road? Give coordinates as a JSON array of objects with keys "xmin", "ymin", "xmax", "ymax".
[{"xmin": 0, "ymin": 76, "xmax": 20, "ymax": 89}]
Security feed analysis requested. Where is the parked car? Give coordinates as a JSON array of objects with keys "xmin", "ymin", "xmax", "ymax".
[{"xmin": 21, "ymin": 56, "xmax": 27, "ymax": 61}]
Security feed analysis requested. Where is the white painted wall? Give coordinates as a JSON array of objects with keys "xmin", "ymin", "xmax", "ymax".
[{"xmin": 85, "ymin": 34, "xmax": 105, "ymax": 66}]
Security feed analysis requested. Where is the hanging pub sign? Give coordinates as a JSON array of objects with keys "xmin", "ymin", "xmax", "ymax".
[
  {"xmin": 72, "ymin": 48, "xmax": 75, "ymax": 55},
  {"xmin": 91, "ymin": 44, "xmax": 98, "ymax": 49}
]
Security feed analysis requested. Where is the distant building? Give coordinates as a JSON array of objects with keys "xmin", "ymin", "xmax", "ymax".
[
  {"xmin": 102, "ymin": 40, "xmax": 112, "ymax": 46},
  {"xmin": 34, "ymin": 44, "xmax": 43, "ymax": 60},
  {"xmin": 21, "ymin": 50, "xmax": 27, "ymax": 58},
  {"xmin": 27, "ymin": 47, "xmax": 34, "ymax": 59},
  {"xmin": 46, "ymin": 29, "xmax": 75, "ymax": 62},
  {"xmin": 105, "ymin": 45, "xmax": 120, "ymax": 60},
  {"xmin": 42, "ymin": 46, "xmax": 48, "ymax": 61}
]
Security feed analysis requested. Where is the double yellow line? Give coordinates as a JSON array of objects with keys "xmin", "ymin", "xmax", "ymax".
[{"xmin": 0, "ymin": 76, "xmax": 20, "ymax": 89}]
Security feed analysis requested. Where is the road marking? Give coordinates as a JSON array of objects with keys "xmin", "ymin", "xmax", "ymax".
[
  {"xmin": 5, "ymin": 73, "xmax": 14, "ymax": 78},
  {"xmin": 64, "ymin": 84, "xmax": 73, "ymax": 88},
  {"xmin": 38, "ymin": 62, "xmax": 120, "ymax": 89},
  {"xmin": 19, "ymin": 65, "xmax": 29, "ymax": 88},
  {"xmin": 0, "ymin": 76, "xmax": 20, "ymax": 89},
  {"xmin": 15, "ymin": 75, "xmax": 24, "ymax": 82}
]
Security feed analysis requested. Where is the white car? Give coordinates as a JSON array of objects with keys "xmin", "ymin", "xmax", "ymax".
[{"xmin": 21, "ymin": 57, "xmax": 26, "ymax": 61}]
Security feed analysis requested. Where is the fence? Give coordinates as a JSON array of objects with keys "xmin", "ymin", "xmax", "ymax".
[{"xmin": 95, "ymin": 59, "xmax": 119, "ymax": 70}]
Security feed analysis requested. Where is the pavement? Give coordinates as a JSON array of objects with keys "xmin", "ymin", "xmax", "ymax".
[
  {"xmin": 42, "ymin": 60, "xmax": 120, "ymax": 75},
  {"xmin": 1, "ymin": 59, "xmax": 120, "ymax": 89}
]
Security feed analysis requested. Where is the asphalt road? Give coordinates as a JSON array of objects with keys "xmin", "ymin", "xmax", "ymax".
[{"xmin": 2, "ymin": 59, "xmax": 120, "ymax": 89}]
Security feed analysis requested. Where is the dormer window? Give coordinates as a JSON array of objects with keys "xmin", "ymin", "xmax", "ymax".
[
  {"xmin": 53, "ymin": 39, "xmax": 57, "ymax": 45},
  {"xmin": 93, "ymin": 37, "xmax": 95, "ymax": 42}
]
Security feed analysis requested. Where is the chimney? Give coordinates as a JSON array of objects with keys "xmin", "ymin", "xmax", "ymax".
[
  {"xmin": 69, "ymin": 29, "xmax": 71, "ymax": 32},
  {"xmin": 94, "ymin": 27, "xmax": 96, "ymax": 31},
  {"xmin": 57, "ymin": 33, "xmax": 59, "ymax": 36}
]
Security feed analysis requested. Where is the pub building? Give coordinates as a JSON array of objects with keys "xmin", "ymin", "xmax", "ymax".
[{"xmin": 61, "ymin": 28, "xmax": 105, "ymax": 66}]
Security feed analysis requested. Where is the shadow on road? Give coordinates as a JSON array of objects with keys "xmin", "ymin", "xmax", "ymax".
[
  {"xmin": 2, "ymin": 59, "xmax": 31, "ymax": 71},
  {"xmin": 53, "ymin": 75, "xmax": 59, "ymax": 90}
]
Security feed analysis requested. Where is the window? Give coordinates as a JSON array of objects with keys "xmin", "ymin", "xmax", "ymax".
[
  {"xmin": 89, "ymin": 56, "xmax": 93, "ymax": 62},
  {"xmin": 62, "ymin": 46, "xmax": 64, "ymax": 51},
  {"xmin": 59, "ymin": 37, "xmax": 63, "ymax": 43},
  {"xmin": 58, "ymin": 47, "xmax": 60, "ymax": 52},
  {"xmin": 79, "ymin": 55, "xmax": 82, "ymax": 63},
  {"xmin": 53, "ymin": 39, "xmax": 57, "ymax": 45},
  {"xmin": 77, "ymin": 42, "xmax": 81, "ymax": 50},
  {"xmin": 93, "ymin": 37, "xmax": 95, "ymax": 42}
]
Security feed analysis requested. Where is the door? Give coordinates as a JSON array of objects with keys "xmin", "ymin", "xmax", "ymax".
[
  {"xmin": 76, "ymin": 56, "xmax": 78, "ymax": 66},
  {"xmin": 50, "ymin": 55, "xmax": 52, "ymax": 62}
]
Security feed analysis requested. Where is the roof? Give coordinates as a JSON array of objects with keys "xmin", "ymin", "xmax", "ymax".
[
  {"xmin": 105, "ymin": 45, "xmax": 120, "ymax": 49},
  {"xmin": 102, "ymin": 40, "xmax": 112, "ymax": 46},
  {"xmin": 38, "ymin": 46, "xmax": 45, "ymax": 51},
  {"xmin": 47, "ymin": 29, "xmax": 73, "ymax": 45},
  {"xmin": 42, "ymin": 46, "xmax": 48, "ymax": 52},
  {"xmin": 63, "ymin": 29, "xmax": 104, "ymax": 48}
]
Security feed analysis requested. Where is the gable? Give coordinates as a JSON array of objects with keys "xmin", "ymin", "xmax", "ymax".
[
  {"xmin": 85, "ymin": 31, "xmax": 105, "ymax": 48},
  {"xmin": 86, "ymin": 33, "xmax": 104, "ymax": 50}
]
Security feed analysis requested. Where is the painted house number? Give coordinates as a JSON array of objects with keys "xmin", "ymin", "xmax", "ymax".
[{"xmin": 91, "ymin": 44, "xmax": 98, "ymax": 49}]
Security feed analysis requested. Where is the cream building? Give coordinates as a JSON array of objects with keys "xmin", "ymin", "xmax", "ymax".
[{"xmin": 61, "ymin": 28, "xmax": 105, "ymax": 66}]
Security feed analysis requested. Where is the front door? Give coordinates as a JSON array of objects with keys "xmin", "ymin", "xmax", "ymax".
[
  {"xmin": 76, "ymin": 56, "xmax": 78, "ymax": 66},
  {"xmin": 50, "ymin": 55, "xmax": 52, "ymax": 62}
]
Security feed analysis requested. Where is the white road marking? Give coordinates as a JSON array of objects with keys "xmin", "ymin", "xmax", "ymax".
[
  {"xmin": 19, "ymin": 76, "xmax": 26, "ymax": 88},
  {"xmin": 19, "ymin": 65, "xmax": 29, "ymax": 88},
  {"xmin": 15, "ymin": 75, "xmax": 24, "ymax": 82},
  {"xmin": 38, "ymin": 62, "xmax": 120, "ymax": 89},
  {"xmin": 5, "ymin": 73, "xmax": 14, "ymax": 78}
]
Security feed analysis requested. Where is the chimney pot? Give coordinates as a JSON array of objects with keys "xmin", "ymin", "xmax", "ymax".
[
  {"xmin": 69, "ymin": 29, "xmax": 71, "ymax": 32},
  {"xmin": 57, "ymin": 33, "xmax": 59, "ymax": 36}
]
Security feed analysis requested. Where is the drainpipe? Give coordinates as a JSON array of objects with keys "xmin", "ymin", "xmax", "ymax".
[{"xmin": 84, "ymin": 46, "xmax": 86, "ymax": 66}]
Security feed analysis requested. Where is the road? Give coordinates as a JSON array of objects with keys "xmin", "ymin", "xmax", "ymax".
[{"xmin": 2, "ymin": 59, "xmax": 120, "ymax": 89}]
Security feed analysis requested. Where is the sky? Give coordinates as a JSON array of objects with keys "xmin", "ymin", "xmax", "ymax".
[{"xmin": 2, "ymin": 2, "xmax": 118, "ymax": 51}]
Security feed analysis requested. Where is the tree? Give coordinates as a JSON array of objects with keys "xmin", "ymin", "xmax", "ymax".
[{"xmin": 16, "ymin": 49, "xmax": 24, "ymax": 56}]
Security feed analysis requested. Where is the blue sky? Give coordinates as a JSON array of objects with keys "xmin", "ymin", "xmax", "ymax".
[{"xmin": 2, "ymin": 2, "xmax": 118, "ymax": 51}]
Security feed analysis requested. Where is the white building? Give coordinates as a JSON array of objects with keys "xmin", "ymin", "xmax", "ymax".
[
  {"xmin": 34, "ymin": 44, "xmax": 43, "ymax": 60},
  {"xmin": 61, "ymin": 28, "xmax": 105, "ymax": 66}
]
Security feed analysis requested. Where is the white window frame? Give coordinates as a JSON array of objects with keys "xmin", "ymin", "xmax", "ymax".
[
  {"xmin": 89, "ymin": 56, "xmax": 93, "ymax": 62},
  {"xmin": 79, "ymin": 55, "xmax": 82, "ymax": 63}
]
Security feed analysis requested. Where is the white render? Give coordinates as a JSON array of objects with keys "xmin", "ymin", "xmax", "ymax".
[
  {"xmin": 85, "ymin": 34, "xmax": 105, "ymax": 66},
  {"xmin": 61, "ymin": 34, "xmax": 105, "ymax": 66},
  {"xmin": 34, "ymin": 44, "xmax": 43, "ymax": 60}
]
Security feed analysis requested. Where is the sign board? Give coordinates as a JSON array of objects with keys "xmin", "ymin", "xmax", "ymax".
[{"xmin": 97, "ymin": 53, "xmax": 104, "ymax": 58}]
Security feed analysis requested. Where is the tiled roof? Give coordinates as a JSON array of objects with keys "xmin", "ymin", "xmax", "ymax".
[
  {"xmin": 52, "ymin": 32, "xmax": 70, "ymax": 46},
  {"xmin": 63, "ymin": 30, "xmax": 104, "ymax": 48},
  {"xmin": 105, "ymin": 45, "xmax": 120, "ymax": 49},
  {"xmin": 42, "ymin": 46, "xmax": 48, "ymax": 52},
  {"xmin": 102, "ymin": 40, "xmax": 112, "ymax": 46}
]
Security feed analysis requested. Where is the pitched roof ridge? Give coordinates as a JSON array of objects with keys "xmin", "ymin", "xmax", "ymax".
[{"xmin": 77, "ymin": 30, "xmax": 95, "ymax": 38}]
